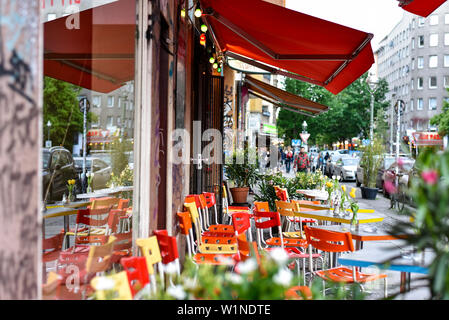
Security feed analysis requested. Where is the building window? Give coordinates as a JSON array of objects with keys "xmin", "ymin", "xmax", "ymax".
[
  {"xmin": 429, "ymin": 33, "xmax": 438, "ymax": 47},
  {"xmin": 118, "ymin": 97, "xmax": 122, "ymax": 109},
  {"xmin": 107, "ymin": 96, "xmax": 114, "ymax": 108},
  {"xmin": 418, "ymin": 17, "xmax": 425, "ymax": 26},
  {"xmin": 92, "ymin": 95, "xmax": 101, "ymax": 107},
  {"xmin": 410, "ymin": 99, "xmax": 414, "ymax": 111},
  {"xmin": 117, "ymin": 117, "xmax": 121, "ymax": 126},
  {"xmin": 444, "ymin": 76, "xmax": 449, "ymax": 88},
  {"xmin": 429, "ymin": 76, "xmax": 438, "ymax": 88},
  {"xmin": 411, "ymin": 79, "xmax": 414, "ymax": 90},
  {"xmin": 411, "ymin": 58, "xmax": 415, "ymax": 70},
  {"xmin": 417, "ymin": 77, "xmax": 424, "ymax": 89},
  {"xmin": 444, "ymin": 55, "xmax": 449, "ymax": 67},
  {"xmin": 418, "ymin": 35, "xmax": 425, "ymax": 47},
  {"xmin": 417, "ymin": 98, "xmax": 424, "ymax": 110},
  {"xmin": 417, "ymin": 56, "xmax": 424, "ymax": 68},
  {"xmin": 446, "ymin": 14, "xmax": 449, "ymax": 24},
  {"xmin": 429, "ymin": 55, "xmax": 438, "ymax": 68},
  {"xmin": 429, "ymin": 98, "xmax": 437, "ymax": 110},
  {"xmin": 445, "ymin": 34, "xmax": 449, "ymax": 46},
  {"xmin": 429, "ymin": 15, "xmax": 439, "ymax": 26},
  {"xmin": 107, "ymin": 116, "xmax": 114, "ymax": 127}
]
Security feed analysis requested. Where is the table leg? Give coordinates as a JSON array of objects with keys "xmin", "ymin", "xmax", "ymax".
[
  {"xmin": 400, "ymin": 272, "xmax": 410, "ymax": 293},
  {"xmin": 64, "ymin": 215, "xmax": 70, "ymax": 249}
]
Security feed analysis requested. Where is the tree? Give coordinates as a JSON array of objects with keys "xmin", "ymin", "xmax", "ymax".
[
  {"xmin": 430, "ymin": 88, "xmax": 449, "ymax": 137},
  {"xmin": 276, "ymin": 73, "xmax": 390, "ymax": 148},
  {"xmin": 43, "ymin": 77, "xmax": 97, "ymax": 152}
]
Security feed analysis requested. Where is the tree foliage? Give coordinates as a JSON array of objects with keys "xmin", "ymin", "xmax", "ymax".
[
  {"xmin": 276, "ymin": 73, "xmax": 390, "ymax": 147},
  {"xmin": 430, "ymin": 88, "xmax": 449, "ymax": 137}
]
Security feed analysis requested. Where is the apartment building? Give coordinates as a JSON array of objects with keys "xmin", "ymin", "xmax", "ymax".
[{"xmin": 377, "ymin": 2, "xmax": 449, "ymax": 141}]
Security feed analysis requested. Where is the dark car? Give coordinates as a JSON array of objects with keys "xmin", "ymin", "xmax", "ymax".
[{"xmin": 42, "ymin": 147, "xmax": 80, "ymax": 202}]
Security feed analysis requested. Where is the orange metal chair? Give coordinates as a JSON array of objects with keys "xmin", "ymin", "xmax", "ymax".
[
  {"xmin": 135, "ymin": 236, "xmax": 164, "ymax": 293},
  {"xmin": 89, "ymin": 197, "xmax": 120, "ymax": 209},
  {"xmin": 177, "ymin": 211, "xmax": 195, "ymax": 256},
  {"xmin": 304, "ymin": 225, "xmax": 388, "ymax": 297},
  {"xmin": 120, "ymin": 256, "xmax": 150, "ymax": 297},
  {"xmin": 253, "ymin": 210, "xmax": 322, "ymax": 282},
  {"xmin": 285, "ymin": 286, "xmax": 313, "ymax": 300}
]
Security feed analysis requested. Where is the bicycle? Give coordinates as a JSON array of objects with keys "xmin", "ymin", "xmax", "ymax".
[{"xmin": 389, "ymin": 173, "xmax": 406, "ymax": 212}]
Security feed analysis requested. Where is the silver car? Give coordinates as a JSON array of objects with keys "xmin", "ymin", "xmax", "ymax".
[
  {"xmin": 333, "ymin": 157, "xmax": 360, "ymax": 181},
  {"xmin": 73, "ymin": 157, "xmax": 112, "ymax": 190}
]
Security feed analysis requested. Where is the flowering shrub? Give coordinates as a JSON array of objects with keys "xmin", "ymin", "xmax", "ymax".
[
  {"xmin": 107, "ymin": 164, "xmax": 133, "ymax": 187},
  {"xmin": 390, "ymin": 149, "xmax": 449, "ymax": 299}
]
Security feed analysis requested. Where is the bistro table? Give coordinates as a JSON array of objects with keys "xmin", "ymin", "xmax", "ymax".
[
  {"xmin": 309, "ymin": 224, "xmax": 407, "ymax": 250},
  {"xmin": 296, "ymin": 189, "xmax": 329, "ymax": 201},
  {"xmin": 293, "ymin": 209, "xmax": 384, "ymax": 226},
  {"xmin": 338, "ymin": 240, "xmax": 433, "ymax": 293},
  {"xmin": 75, "ymin": 191, "xmax": 111, "ymax": 200}
]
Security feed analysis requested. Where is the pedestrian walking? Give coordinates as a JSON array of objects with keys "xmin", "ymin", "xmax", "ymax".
[
  {"xmin": 293, "ymin": 146, "xmax": 310, "ymax": 173},
  {"xmin": 285, "ymin": 147, "xmax": 293, "ymax": 173}
]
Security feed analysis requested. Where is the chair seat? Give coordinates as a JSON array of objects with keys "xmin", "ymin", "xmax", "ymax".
[
  {"xmin": 264, "ymin": 247, "xmax": 321, "ymax": 259},
  {"xmin": 201, "ymin": 235, "xmax": 237, "ymax": 245},
  {"xmin": 64, "ymin": 227, "xmax": 107, "ymax": 237},
  {"xmin": 265, "ymin": 237, "xmax": 308, "ymax": 248},
  {"xmin": 282, "ymin": 232, "xmax": 305, "ymax": 239},
  {"xmin": 316, "ymin": 267, "xmax": 387, "ymax": 284},
  {"xmin": 287, "ymin": 217, "xmax": 317, "ymax": 224},
  {"xmin": 207, "ymin": 224, "xmax": 235, "ymax": 234},
  {"xmin": 193, "ymin": 253, "xmax": 236, "ymax": 265}
]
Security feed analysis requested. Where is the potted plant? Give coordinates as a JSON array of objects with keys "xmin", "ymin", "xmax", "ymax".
[
  {"xmin": 224, "ymin": 148, "xmax": 259, "ymax": 204},
  {"xmin": 359, "ymin": 138, "xmax": 384, "ymax": 200}
]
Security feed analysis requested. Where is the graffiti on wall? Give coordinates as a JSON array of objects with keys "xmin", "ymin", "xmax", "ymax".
[{"xmin": 0, "ymin": 1, "xmax": 40, "ymax": 299}]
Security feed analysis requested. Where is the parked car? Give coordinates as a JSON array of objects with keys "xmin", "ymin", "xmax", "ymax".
[
  {"xmin": 42, "ymin": 147, "xmax": 80, "ymax": 202},
  {"xmin": 382, "ymin": 157, "xmax": 415, "ymax": 198},
  {"xmin": 333, "ymin": 157, "xmax": 360, "ymax": 181},
  {"xmin": 326, "ymin": 152, "xmax": 347, "ymax": 177},
  {"xmin": 73, "ymin": 157, "xmax": 112, "ymax": 190}
]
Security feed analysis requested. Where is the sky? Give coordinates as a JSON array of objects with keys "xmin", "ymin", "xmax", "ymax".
[{"xmin": 285, "ymin": 0, "xmax": 405, "ymax": 51}]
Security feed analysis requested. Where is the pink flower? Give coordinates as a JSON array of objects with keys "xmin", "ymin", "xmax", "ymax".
[
  {"xmin": 421, "ymin": 170, "xmax": 438, "ymax": 185},
  {"xmin": 384, "ymin": 180, "xmax": 397, "ymax": 194},
  {"xmin": 397, "ymin": 157, "xmax": 404, "ymax": 169}
]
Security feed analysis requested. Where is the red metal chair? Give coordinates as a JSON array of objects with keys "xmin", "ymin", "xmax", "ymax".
[
  {"xmin": 203, "ymin": 192, "xmax": 219, "ymax": 224},
  {"xmin": 120, "ymin": 256, "xmax": 150, "ymax": 297},
  {"xmin": 304, "ymin": 225, "xmax": 388, "ymax": 297},
  {"xmin": 42, "ymin": 232, "xmax": 65, "ymax": 282},
  {"xmin": 154, "ymin": 230, "xmax": 181, "ymax": 277}
]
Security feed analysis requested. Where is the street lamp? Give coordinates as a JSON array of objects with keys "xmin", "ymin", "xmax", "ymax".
[
  {"xmin": 46, "ymin": 120, "xmax": 52, "ymax": 147},
  {"xmin": 302, "ymin": 120, "xmax": 308, "ymax": 133},
  {"xmin": 366, "ymin": 74, "xmax": 378, "ymax": 143}
]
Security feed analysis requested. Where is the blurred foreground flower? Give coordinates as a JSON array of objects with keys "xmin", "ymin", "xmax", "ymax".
[
  {"xmin": 273, "ymin": 268, "xmax": 293, "ymax": 286},
  {"xmin": 384, "ymin": 180, "xmax": 397, "ymax": 194},
  {"xmin": 421, "ymin": 170, "xmax": 438, "ymax": 185},
  {"xmin": 167, "ymin": 285, "xmax": 186, "ymax": 300}
]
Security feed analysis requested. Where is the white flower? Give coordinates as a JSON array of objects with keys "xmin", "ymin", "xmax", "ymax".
[
  {"xmin": 163, "ymin": 262, "xmax": 178, "ymax": 275},
  {"xmin": 268, "ymin": 247, "xmax": 289, "ymax": 265},
  {"xmin": 183, "ymin": 277, "xmax": 197, "ymax": 290},
  {"xmin": 167, "ymin": 285, "xmax": 186, "ymax": 300},
  {"xmin": 236, "ymin": 258, "xmax": 257, "ymax": 274},
  {"xmin": 94, "ymin": 277, "xmax": 115, "ymax": 291},
  {"xmin": 226, "ymin": 273, "xmax": 243, "ymax": 284},
  {"xmin": 332, "ymin": 175, "xmax": 336, "ymax": 180},
  {"xmin": 273, "ymin": 268, "xmax": 293, "ymax": 286}
]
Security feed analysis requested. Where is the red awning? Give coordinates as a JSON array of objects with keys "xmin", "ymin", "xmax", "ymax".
[
  {"xmin": 200, "ymin": 0, "xmax": 374, "ymax": 95},
  {"xmin": 398, "ymin": 0, "xmax": 446, "ymax": 17},
  {"xmin": 43, "ymin": 0, "xmax": 135, "ymax": 93}
]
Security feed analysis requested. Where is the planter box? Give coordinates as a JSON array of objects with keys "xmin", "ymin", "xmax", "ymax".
[
  {"xmin": 361, "ymin": 186, "xmax": 378, "ymax": 200},
  {"xmin": 230, "ymin": 187, "xmax": 249, "ymax": 204}
]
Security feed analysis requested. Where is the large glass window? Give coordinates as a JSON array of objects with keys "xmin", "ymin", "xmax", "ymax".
[
  {"xmin": 429, "ymin": 34, "xmax": 438, "ymax": 47},
  {"xmin": 41, "ymin": 0, "xmax": 136, "ymax": 274},
  {"xmin": 429, "ymin": 55, "xmax": 438, "ymax": 68},
  {"xmin": 429, "ymin": 98, "xmax": 437, "ymax": 110}
]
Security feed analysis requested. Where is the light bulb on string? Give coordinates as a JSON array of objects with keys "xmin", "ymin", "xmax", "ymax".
[
  {"xmin": 194, "ymin": 8, "xmax": 202, "ymax": 18},
  {"xmin": 200, "ymin": 33, "xmax": 206, "ymax": 46},
  {"xmin": 209, "ymin": 57, "xmax": 215, "ymax": 64},
  {"xmin": 213, "ymin": 62, "xmax": 218, "ymax": 69},
  {"xmin": 180, "ymin": 8, "xmax": 186, "ymax": 18},
  {"xmin": 217, "ymin": 67, "xmax": 222, "ymax": 73},
  {"xmin": 200, "ymin": 24, "xmax": 208, "ymax": 32}
]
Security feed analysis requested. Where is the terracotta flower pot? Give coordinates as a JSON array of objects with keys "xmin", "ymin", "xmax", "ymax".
[{"xmin": 230, "ymin": 187, "xmax": 249, "ymax": 204}]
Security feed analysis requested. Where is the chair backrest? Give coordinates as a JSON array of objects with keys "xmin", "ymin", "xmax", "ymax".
[
  {"xmin": 76, "ymin": 206, "xmax": 112, "ymax": 227},
  {"xmin": 202, "ymin": 192, "xmax": 216, "ymax": 208},
  {"xmin": 120, "ymin": 256, "xmax": 150, "ymax": 297},
  {"xmin": 91, "ymin": 271, "xmax": 133, "ymax": 300},
  {"xmin": 135, "ymin": 236, "xmax": 163, "ymax": 275},
  {"xmin": 185, "ymin": 194, "xmax": 201, "ymax": 208},
  {"xmin": 275, "ymin": 200, "xmax": 296, "ymax": 217},
  {"xmin": 43, "ymin": 232, "xmax": 65, "ymax": 263},
  {"xmin": 253, "ymin": 210, "xmax": 282, "ymax": 230},
  {"xmin": 107, "ymin": 209, "xmax": 127, "ymax": 234},
  {"xmin": 117, "ymin": 199, "xmax": 130, "ymax": 210},
  {"xmin": 113, "ymin": 231, "xmax": 133, "ymax": 252},
  {"xmin": 254, "ymin": 201, "xmax": 270, "ymax": 212},
  {"xmin": 231, "ymin": 212, "xmax": 252, "ymax": 236},
  {"xmin": 177, "ymin": 211, "xmax": 192, "ymax": 235},
  {"xmin": 197, "ymin": 194, "xmax": 208, "ymax": 210},
  {"xmin": 86, "ymin": 235, "xmax": 117, "ymax": 274},
  {"xmin": 304, "ymin": 225, "xmax": 355, "ymax": 253},
  {"xmin": 154, "ymin": 230, "xmax": 179, "ymax": 265},
  {"xmin": 292, "ymin": 200, "xmax": 321, "ymax": 212},
  {"xmin": 274, "ymin": 186, "xmax": 289, "ymax": 201},
  {"xmin": 90, "ymin": 197, "xmax": 120, "ymax": 209},
  {"xmin": 75, "ymin": 234, "xmax": 109, "ymax": 246},
  {"xmin": 184, "ymin": 201, "xmax": 201, "ymax": 241}
]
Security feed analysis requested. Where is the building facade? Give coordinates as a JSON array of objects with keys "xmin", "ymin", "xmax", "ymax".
[{"xmin": 377, "ymin": 2, "xmax": 449, "ymax": 145}]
